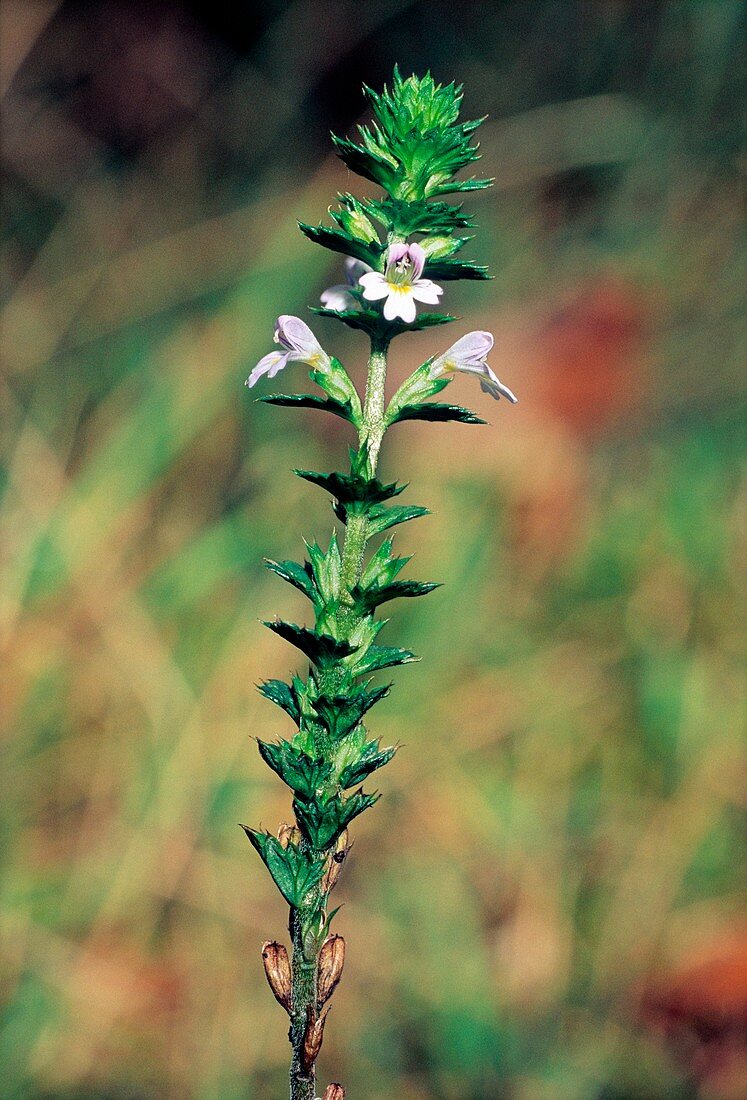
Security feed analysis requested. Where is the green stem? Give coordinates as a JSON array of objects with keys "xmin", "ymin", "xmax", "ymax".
[
  {"xmin": 289, "ymin": 907, "xmax": 317, "ymax": 1100},
  {"xmin": 288, "ymin": 337, "xmax": 389, "ymax": 1100},
  {"xmin": 339, "ymin": 337, "xmax": 389, "ymax": 599}
]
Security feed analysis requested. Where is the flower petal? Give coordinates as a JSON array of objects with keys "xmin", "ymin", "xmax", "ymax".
[
  {"xmin": 246, "ymin": 351, "xmax": 288, "ymax": 387},
  {"xmin": 407, "ymin": 241, "xmax": 426, "ymax": 281},
  {"xmin": 480, "ymin": 365, "xmax": 518, "ymax": 403},
  {"xmin": 359, "ymin": 272, "xmax": 389, "ymax": 301},
  {"xmin": 383, "ymin": 289, "xmax": 417, "ymax": 323},
  {"xmin": 320, "ymin": 284, "xmax": 357, "ymax": 311},
  {"xmin": 385, "ymin": 241, "xmax": 409, "ymax": 268},
  {"xmin": 275, "ymin": 315, "xmax": 319, "ymax": 356},
  {"xmin": 410, "ymin": 278, "xmax": 443, "ymax": 305},
  {"xmin": 344, "ymin": 257, "xmax": 371, "ymax": 285},
  {"xmin": 448, "ymin": 330, "xmax": 494, "ymax": 365}
]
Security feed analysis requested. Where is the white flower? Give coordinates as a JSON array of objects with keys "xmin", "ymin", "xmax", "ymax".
[
  {"xmin": 358, "ymin": 241, "xmax": 443, "ymax": 324},
  {"xmin": 320, "ymin": 257, "xmax": 371, "ymax": 312},
  {"xmin": 430, "ymin": 331, "xmax": 518, "ymax": 403},
  {"xmin": 245, "ymin": 316, "xmax": 331, "ymax": 388}
]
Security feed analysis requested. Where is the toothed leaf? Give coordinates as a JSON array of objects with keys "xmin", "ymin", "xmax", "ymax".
[
  {"xmin": 311, "ymin": 683, "xmax": 392, "ymax": 741},
  {"xmin": 258, "ymin": 392, "xmax": 359, "ymax": 425},
  {"xmin": 339, "ymin": 741, "xmax": 397, "ymax": 788},
  {"xmin": 298, "ymin": 221, "xmax": 382, "ymax": 267},
  {"xmin": 424, "ymin": 258, "xmax": 491, "ymax": 280},
  {"xmin": 389, "ymin": 401, "xmax": 486, "ymax": 425},
  {"xmin": 257, "ymin": 740, "xmax": 333, "ymax": 799},
  {"xmin": 353, "ymin": 644, "xmax": 419, "ymax": 675},
  {"xmin": 364, "ymin": 504, "xmax": 430, "ymax": 537},
  {"xmin": 240, "ymin": 828, "xmax": 326, "ymax": 906},
  {"xmin": 293, "ymin": 789, "xmax": 380, "ymax": 850},
  {"xmin": 351, "ymin": 579, "xmax": 441, "ymax": 613},
  {"xmin": 294, "ymin": 468, "xmax": 406, "ymax": 507},
  {"xmin": 257, "ymin": 678, "xmax": 301, "ymax": 723},
  {"xmin": 265, "ymin": 559, "xmax": 317, "ymax": 603},
  {"xmin": 262, "ymin": 620, "xmax": 358, "ymax": 666}
]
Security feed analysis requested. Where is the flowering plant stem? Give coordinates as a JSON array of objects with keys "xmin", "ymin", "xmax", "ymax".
[
  {"xmin": 289, "ymin": 338, "xmax": 388, "ymax": 1100},
  {"xmin": 243, "ymin": 69, "xmax": 516, "ymax": 1100}
]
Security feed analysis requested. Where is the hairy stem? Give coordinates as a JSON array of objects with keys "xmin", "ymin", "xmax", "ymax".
[
  {"xmin": 288, "ymin": 337, "xmax": 389, "ymax": 1100},
  {"xmin": 339, "ymin": 337, "xmax": 390, "ymax": 599}
]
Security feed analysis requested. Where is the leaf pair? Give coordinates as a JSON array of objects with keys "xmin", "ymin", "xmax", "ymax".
[{"xmin": 293, "ymin": 789, "xmax": 380, "ymax": 850}]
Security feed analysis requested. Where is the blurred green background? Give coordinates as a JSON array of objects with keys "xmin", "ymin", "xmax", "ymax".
[{"xmin": 1, "ymin": 2, "xmax": 745, "ymax": 1098}]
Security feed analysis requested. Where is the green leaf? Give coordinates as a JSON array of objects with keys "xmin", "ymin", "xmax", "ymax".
[
  {"xmin": 298, "ymin": 221, "xmax": 381, "ymax": 267},
  {"xmin": 293, "ymin": 789, "xmax": 380, "ymax": 850},
  {"xmin": 367, "ymin": 197, "xmax": 475, "ymax": 236},
  {"xmin": 385, "ymin": 361, "xmax": 450, "ymax": 424},
  {"xmin": 351, "ymin": 579, "xmax": 441, "ymax": 613},
  {"xmin": 265, "ymin": 558, "xmax": 317, "ymax": 603},
  {"xmin": 330, "ymin": 193, "xmax": 381, "ymax": 245},
  {"xmin": 294, "ymin": 468, "xmax": 406, "ymax": 508},
  {"xmin": 262, "ymin": 620, "xmax": 358, "ymax": 666},
  {"xmin": 311, "ymin": 682, "xmax": 392, "ymax": 740},
  {"xmin": 424, "ymin": 258, "xmax": 491, "ymax": 280},
  {"xmin": 353, "ymin": 644, "xmax": 420, "ymax": 675},
  {"xmin": 304, "ymin": 534, "xmax": 342, "ymax": 606},
  {"xmin": 257, "ymin": 678, "xmax": 301, "ymax": 723},
  {"xmin": 257, "ymin": 740, "xmax": 333, "ymax": 799},
  {"xmin": 311, "ymin": 305, "xmax": 456, "ymax": 339},
  {"xmin": 339, "ymin": 741, "xmax": 397, "ymax": 788},
  {"xmin": 360, "ymin": 538, "xmax": 412, "ymax": 587},
  {"xmin": 311, "ymin": 305, "xmax": 386, "ymax": 337},
  {"xmin": 258, "ymin": 392, "xmax": 358, "ymax": 425},
  {"xmin": 364, "ymin": 503, "xmax": 430, "ymax": 538},
  {"xmin": 430, "ymin": 175, "xmax": 495, "ymax": 195},
  {"xmin": 240, "ymin": 828, "xmax": 326, "ymax": 906},
  {"xmin": 389, "ymin": 401, "xmax": 486, "ymax": 425},
  {"xmin": 402, "ymin": 311, "xmax": 458, "ymax": 331}
]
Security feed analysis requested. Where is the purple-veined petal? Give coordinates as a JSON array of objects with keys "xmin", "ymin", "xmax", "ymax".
[
  {"xmin": 245, "ymin": 350, "xmax": 289, "ymax": 388},
  {"xmin": 430, "ymin": 330, "xmax": 494, "ymax": 377},
  {"xmin": 274, "ymin": 315, "xmax": 319, "ymax": 356},
  {"xmin": 407, "ymin": 242, "xmax": 426, "ymax": 281},
  {"xmin": 386, "ymin": 241, "xmax": 409, "ymax": 268},
  {"xmin": 448, "ymin": 330, "xmax": 494, "ymax": 365}
]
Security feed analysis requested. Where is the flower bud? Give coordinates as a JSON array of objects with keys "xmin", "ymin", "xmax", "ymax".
[
  {"xmin": 261, "ymin": 941, "xmax": 292, "ymax": 1014},
  {"xmin": 322, "ymin": 1085, "xmax": 345, "ymax": 1100},
  {"xmin": 277, "ymin": 821, "xmax": 301, "ymax": 849},
  {"xmin": 301, "ymin": 1004, "xmax": 330, "ymax": 1074},
  {"xmin": 420, "ymin": 235, "xmax": 460, "ymax": 259},
  {"xmin": 321, "ymin": 829, "xmax": 350, "ymax": 894},
  {"xmin": 339, "ymin": 206, "xmax": 377, "ymax": 244},
  {"xmin": 318, "ymin": 934, "xmax": 345, "ymax": 1007}
]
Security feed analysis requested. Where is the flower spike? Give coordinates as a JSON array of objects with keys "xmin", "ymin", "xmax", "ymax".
[{"xmin": 243, "ymin": 68, "xmax": 518, "ymax": 1100}]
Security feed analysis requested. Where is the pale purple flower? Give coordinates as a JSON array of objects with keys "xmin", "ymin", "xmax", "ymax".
[
  {"xmin": 429, "ymin": 331, "xmax": 518, "ymax": 403},
  {"xmin": 358, "ymin": 242, "xmax": 443, "ymax": 324},
  {"xmin": 320, "ymin": 257, "xmax": 371, "ymax": 312},
  {"xmin": 245, "ymin": 316, "xmax": 331, "ymax": 388}
]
